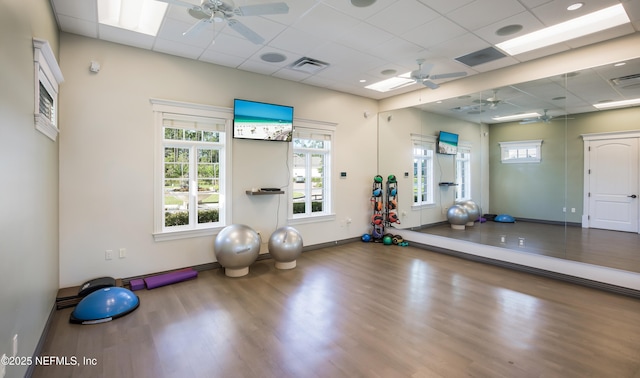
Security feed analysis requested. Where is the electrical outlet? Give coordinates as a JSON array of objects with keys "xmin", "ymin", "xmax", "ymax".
[
  {"xmin": 12, "ymin": 334, "xmax": 17, "ymax": 357},
  {"xmin": 105, "ymin": 250, "xmax": 113, "ymax": 260},
  {"xmin": 571, "ymin": 208, "xmax": 576, "ymax": 213},
  {"xmin": 119, "ymin": 248, "xmax": 126, "ymax": 258}
]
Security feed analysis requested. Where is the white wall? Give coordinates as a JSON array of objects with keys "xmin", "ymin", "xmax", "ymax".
[
  {"xmin": 0, "ymin": 0, "xmax": 59, "ymax": 375},
  {"xmin": 58, "ymin": 33, "xmax": 378, "ymax": 287}
]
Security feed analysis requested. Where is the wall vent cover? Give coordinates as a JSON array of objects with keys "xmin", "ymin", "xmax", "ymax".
[{"xmin": 288, "ymin": 57, "xmax": 330, "ymax": 74}]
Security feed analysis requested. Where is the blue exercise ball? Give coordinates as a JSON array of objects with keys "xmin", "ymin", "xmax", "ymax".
[
  {"xmin": 361, "ymin": 233, "xmax": 372, "ymax": 242},
  {"xmin": 70, "ymin": 287, "xmax": 139, "ymax": 324},
  {"xmin": 495, "ymin": 214, "xmax": 516, "ymax": 223}
]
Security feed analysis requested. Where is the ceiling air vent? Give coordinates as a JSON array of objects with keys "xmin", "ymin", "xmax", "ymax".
[
  {"xmin": 610, "ymin": 73, "xmax": 640, "ymax": 88},
  {"xmin": 288, "ymin": 57, "xmax": 330, "ymax": 74},
  {"xmin": 455, "ymin": 47, "xmax": 506, "ymax": 67}
]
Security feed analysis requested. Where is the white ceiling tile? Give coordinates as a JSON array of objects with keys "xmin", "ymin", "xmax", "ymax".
[
  {"xmin": 198, "ymin": 50, "xmax": 246, "ymax": 67},
  {"xmin": 153, "ymin": 38, "xmax": 205, "ymax": 60},
  {"xmin": 336, "ymin": 22, "xmax": 395, "ymax": 52},
  {"xmin": 237, "ymin": 59, "xmax": 281, "ymax": 76},
  {"xmin": 473, "ymin": 11, "xmax": 544, "ymax": 45},
  {"xmin": 56, "ymin": 14, "xmax": 98, "ymax": 38},
  {"xmin": 365, "ymin": 0, "xmax": 440, "ymax": 36},
  {"xmin": 268, "ymin": 27, "xmax": 325, "ymax": 56},
  {"xmin": 416, "ymin": 0, "xmax": 474, "ymax": 15},
  {"xmin": 447, "ymin": 0, "xmax": 526, "ymax": 31},
  {"xmin": 402, "ymin": 17, "xmax": 468, "ymax": 49},
  {"xmin": 428, "ymin": 33, "xmax": 490, "ymax": 60},
  {"xmin": 51, "ymin": 0, "xmax": 96, "ymax": 21},
  {"xmin": 292, "ymin": 3, "xmax": 360, "ymax": 41},
  {"xmin": 322, "ymin": 0, "xmax": 401, "ymax": 20},
  {"xmin": 98, "ymin": 24, "xmax": 155, "ymax": 50},
  {"xmin": 364, "ymin": 37, "xmax": 425, "ymax": 65}
]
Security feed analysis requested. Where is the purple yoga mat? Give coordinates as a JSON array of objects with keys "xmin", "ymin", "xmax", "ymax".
[
  {"xmin": 130, "ymin": 279, "xmax": 145, "ymax": 291},
  {"xmin": 144, "ymin": 268, "xmax": 198, "ymax": 290}
]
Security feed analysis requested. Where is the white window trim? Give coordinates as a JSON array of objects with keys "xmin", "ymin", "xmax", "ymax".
[
  {"xmin": 150, "ymin": 98, "xmax": 233, "ymax": 241},
  {"xmin": 289, "ymin": 118, "xmax": 337, "ymax": 223},
  {"xmin": 499, "ymin": 139, "xmax": 543, "ymax": 164},
  {"xmin": 33, "ymin": 38, "xmax": 64, "ymax": 141},
  {"xmin": 456, "ymin": 142, "xmax": 472, "ymax": 201},
  {"xmin": 411, "ymin": 134, "xmax": 436, "ymax": 208}
]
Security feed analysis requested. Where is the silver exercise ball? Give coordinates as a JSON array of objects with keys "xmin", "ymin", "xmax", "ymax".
[
  {"xmin": 268, "ymin": 226, "xmax": 303, "ymax": 270},
  {"xmin": 457, "ymin": 200, "xmax": 481, "ymax": 226},
  {"xmin": 214, "ymin": 224, "xmax": 261, "ymax": 277},
  {"xmin": 447, "ymin": 205, "xmax": 469, "ymax": 230}
]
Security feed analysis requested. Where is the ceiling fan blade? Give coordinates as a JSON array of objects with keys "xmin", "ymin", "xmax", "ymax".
[
  {"xmin": 519, "ymin": 119, "xmax": 540, "ymax": 124},
  {"xmin": 430, "ymin": 71, "xmax": 467, "ymax": 80},
  {"xmin": 235, "ymin": 2, "xmax": 289, "ymax": 16},
  {"xmin": 183, "ymin": 18, "xmax": 211, "ymax": 36},
  {"xmin": 227, "ymin": 19, "xmax": 265, "ymax": 44},
  {"xmin": 422, "ymin": 80, "xmax": 439, "ymax": 89}
]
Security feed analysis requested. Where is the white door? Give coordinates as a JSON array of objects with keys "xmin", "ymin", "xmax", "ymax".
[{"xmin": 587, "ymin": 138, "xmax": 638, "ymax": 232}]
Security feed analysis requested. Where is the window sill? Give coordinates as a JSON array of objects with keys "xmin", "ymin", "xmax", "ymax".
[
  {"xmin": 35, "ymin": 114, "xmax": 59, "ymax": 141},
  {"xmin": 289, "ymin": 213, "xmax": 336, "ymax": 225},
  {"xmin": 411, "ymin": 203, "xmax": 436, "ymax": 210},
  {"xmin": 153, "ymin": 226, "xmax": 223, "ymax": 242}
]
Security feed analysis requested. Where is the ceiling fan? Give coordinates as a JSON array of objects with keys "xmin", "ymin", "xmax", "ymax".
[
  {"xmin": 520, "ymin": 109, "xmax": 557, "ymax": 124},
  {"xmin": 394, "ymin": 59, "xmax": 467, "ymax": 90},
  {"xmin": 484, "ymin": 90, "xmax": 502, "ymax": 109},
  {"xmin": 159, "ymin": 0, "xmax": 289, "ymax": 44}
]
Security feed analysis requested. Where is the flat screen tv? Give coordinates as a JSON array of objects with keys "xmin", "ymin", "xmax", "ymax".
[
  {"xmin": 437, "ymin": 131, "xmax": 458, "ymax": 155},
  {"xmin": 233, "ymin": 99, "xmax": 293, "ymax": 142}
]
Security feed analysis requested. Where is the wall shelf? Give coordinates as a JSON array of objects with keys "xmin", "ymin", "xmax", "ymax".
[{"xmin": 246, "ymin": 190, "xmax": 284, "ymax": 195}]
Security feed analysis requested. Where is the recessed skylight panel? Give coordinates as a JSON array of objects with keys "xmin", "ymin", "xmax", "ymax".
[{"xmin": 98, "ymin": 0, "xmax": 168, "ymax": 36}]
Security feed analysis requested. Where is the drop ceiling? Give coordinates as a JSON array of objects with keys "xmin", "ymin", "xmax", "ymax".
[{"xmin": 51, "ymin": 0, "xmax": 640, "ymax": 115}]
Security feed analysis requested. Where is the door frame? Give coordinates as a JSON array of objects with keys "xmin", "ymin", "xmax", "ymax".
[{"xmin": 581, "ymin": 130, "xmax": 640, "ymax": 232}]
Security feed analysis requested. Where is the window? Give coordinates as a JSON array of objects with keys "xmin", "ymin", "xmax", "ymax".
[
  {"xmin": 291, "ymin": 126, "xmax": 334, "ymax": 220},
  {"xmin": 33, "ymin": 38, "xmax": 64, "ymax": 141},
  {"xmin": 151, "ymin": 99, "xmax": 231, "ymax": 241},
  {"xmin": 499, "ymin": 140, "xmax": 543, "ymax": 163},
  {"xmin": 456, "ymin": 144, "xmax": 471, "ymax": 201},
  {"xmin": 412, "ymin": 135, "xmax": 435, "ymax": 206}
]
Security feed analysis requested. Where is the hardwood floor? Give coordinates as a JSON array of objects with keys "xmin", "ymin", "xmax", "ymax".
[
  {"xmin": 419, "ymin": 221, "xmax": 640, "ymax": 273},
  {"xmin": 34, "ymin": 243, "xmax": 640, "ymax": 377}
]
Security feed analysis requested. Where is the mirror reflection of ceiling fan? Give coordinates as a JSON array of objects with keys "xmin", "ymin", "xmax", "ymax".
[
  {"xmin": 158, "ymin": 0, "xmax": 289, "ymax": 44},
  {"xmin": 519, "ymin": 109, "xmax": 571, "ymax": 124},
  {"xmin": 392, "ymin": 59, "xmax": 467, "ymax": 90},
  {"xmin": 451, "ymin": 89, "xmax": 517, "ymax": 113}
]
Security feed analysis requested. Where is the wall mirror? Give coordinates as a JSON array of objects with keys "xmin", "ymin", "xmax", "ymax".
[{"xmin": 378, "ymin": 57, "xmax": 640, "ymax": 274}]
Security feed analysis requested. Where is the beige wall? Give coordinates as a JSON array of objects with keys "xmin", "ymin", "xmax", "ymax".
[
  {"xmin": 58, "ymin": 33, "xmax": 378, "ymax": 287},
  {"xmin": 0, "ymin": 0, "xmax": 59, "ymax": 375}
]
